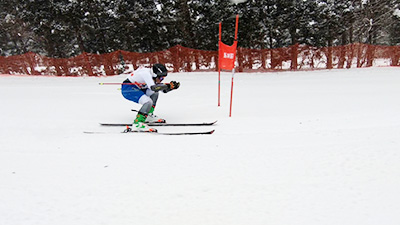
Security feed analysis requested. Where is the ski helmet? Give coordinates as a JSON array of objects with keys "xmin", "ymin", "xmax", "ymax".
[{"xmin": 152, "ymin": 63, "xmax": 168, "ymax": 78}]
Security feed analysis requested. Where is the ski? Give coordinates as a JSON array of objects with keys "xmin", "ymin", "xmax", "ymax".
[
  {"xmin": 130, "ymin": 129, "xmax": 215, "ymax": 135},
  {"xmin": 84, "ymin": 129, "xmax": 215, "ymax": 135},
  {"xmin": 100, "ymin": 120, "xmax": 217, "ymax": 127}
]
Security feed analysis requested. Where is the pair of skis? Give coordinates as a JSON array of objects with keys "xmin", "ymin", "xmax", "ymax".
[{"xmin": 85, "ymin": 120, "xmax": 217, "ymax": 135}]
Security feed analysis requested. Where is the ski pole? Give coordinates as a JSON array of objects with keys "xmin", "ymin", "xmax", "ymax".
[{"xmin": 99, "ymin": 82, "xmax": 136, "ymax": 85}]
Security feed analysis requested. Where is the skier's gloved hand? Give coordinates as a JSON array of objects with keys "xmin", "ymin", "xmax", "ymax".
[
  {"xmin": 163, "ymin": 81, "xmax": 180, "ymax": 93},
  {"xmin": 169, "ymin": 81, "xmax": 180, "ymax": 90}
]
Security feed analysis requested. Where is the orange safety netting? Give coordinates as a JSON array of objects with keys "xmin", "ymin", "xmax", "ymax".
[{"xmin": 0, "ymin": 44, "xmax": 399, "ymax": 76}]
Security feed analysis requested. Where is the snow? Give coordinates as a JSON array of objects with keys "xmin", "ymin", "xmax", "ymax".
[
  {"xmin": 1, "ymin": 67, "xmax": 400, "ymax": 225},
  {"xmin": 229, "ymin": 0, "xmax": 248, "ymax": 4},
  {"xmin": 394, "ymin": 9, "xmax": 400, "ymax": 18}
]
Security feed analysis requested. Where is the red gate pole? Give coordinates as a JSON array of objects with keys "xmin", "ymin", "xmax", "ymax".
[
  {"xmin": 229, "ymin": 15, "xmax": 239, "ymax": 117},
  {"xmin": 234, "ymin": 14, "xmax": 239, "ymax": 40},
  {"xmin": 229, "ymin": 68, "xmax": 235, "ymax": 117},
  {"xmin": 218, "ymin": 22, "xmax": 222, "ymax": 107}
]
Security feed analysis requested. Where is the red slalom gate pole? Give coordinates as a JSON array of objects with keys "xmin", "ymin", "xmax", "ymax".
[
  {"xmin": 229, "ymin": 15, "xmax": 239, "ymax": 117},
  {"xmin": 229, "ymin": 68, "xmax": 235, "ymax": 117},
  {"xmin": 218, "ymin": 22, "xmax": 222, "ymax": 107},
  {"xmin": 99, "ymin": 82, "xmax": 134, "ymax": 85},
  {"xmin": 234, "ymin": 14, "xmax": 239, "ymax": 40}
]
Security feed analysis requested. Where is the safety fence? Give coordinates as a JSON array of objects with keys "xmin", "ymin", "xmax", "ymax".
[{"xmin": 1, "ymin": 44, "xmax": 399, "ymax": 76}]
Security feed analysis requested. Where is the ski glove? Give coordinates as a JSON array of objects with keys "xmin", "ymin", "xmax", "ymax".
[
  {"xmin": 163, "ymin": 81, "xmax": 180, "ymax": 93},
  {"xmin": 168, "ymin": 81, "xmax": 180, "ymax": 90}
]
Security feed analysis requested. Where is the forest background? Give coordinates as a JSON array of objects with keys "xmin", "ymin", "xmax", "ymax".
[{"xmin": 1, "ymin": 0, "xmax": 400, "ymax": 58}]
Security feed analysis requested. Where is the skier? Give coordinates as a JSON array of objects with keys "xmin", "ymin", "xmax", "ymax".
[{"xmin": 121, "ymin": 63, "xmax": 180, "ymax": 131}]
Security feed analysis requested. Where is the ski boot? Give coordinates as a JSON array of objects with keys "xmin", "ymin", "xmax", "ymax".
[
  {"xmin": 131, "ymin": 113, "xmax": 157, "ymax": 132},
  {"xmin": 145, "ymin": 113, "xmax": 166, "ymax": 123},
  {"xmin": 145, "ymin": 106, "xmax": 166, "ymax": 123}
]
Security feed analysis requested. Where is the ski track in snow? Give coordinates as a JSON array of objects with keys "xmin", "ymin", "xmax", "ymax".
[{"xmin": 1, "ymin": 67, "xmax": 400, "ymax": 225}]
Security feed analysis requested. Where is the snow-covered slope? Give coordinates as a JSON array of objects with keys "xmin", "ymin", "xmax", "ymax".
[{"xmin": 1, "ymin": 67, "xmax": 400, "ymax": 225}]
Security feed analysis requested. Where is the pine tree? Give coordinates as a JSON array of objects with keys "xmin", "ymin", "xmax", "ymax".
[
  {"xmin": 0, "ymin": 0, "xmax": 35, "ymax": 55},
  {"xmin": 388, "ymin": 2, "xmax": 400, "ymax": 45},
  {"xmin": 314, "ymin": 0, "xmax": 350, "ymax": 47}
]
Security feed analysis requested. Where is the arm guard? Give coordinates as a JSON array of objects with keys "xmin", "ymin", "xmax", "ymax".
[
  {"xmin": 150, "ymin": 81, "xmax": 180, "ymax": 93},
  {"xmin": 150, "ymin": 84, "xmax": 170, "ymax": 92}
]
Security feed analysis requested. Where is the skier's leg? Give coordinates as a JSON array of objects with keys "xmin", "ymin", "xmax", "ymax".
[
  {"xmin": 148, "ymin": 92, "xmax": 159, "ymax": 114},
  {"xmin": 135, "ymin": 95, "xmax": 153, "ymax": 122},
  {"xmin": 149, "ymin": 91, "xmax": 159, "ymax": 106},
  {"xmin": 132, "ymin": 96, "xmax": 156, "ymax": 131},
  {"xmin": 121, "ymin": 83, "xmax": 144, "ymax": 103},
  {"xmin": 144, "ymin": 89, "xmax": 159, "ymax": 113},
  {"xmin": 145, "ymin": 92, "xmax": 165, "ymax": 123},
  {"xmin": 121, "ymin": 85, "xmax": 155, "ymax": 131}
]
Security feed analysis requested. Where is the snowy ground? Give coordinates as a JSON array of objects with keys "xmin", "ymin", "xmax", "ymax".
[{"xmin": 1, "ymin": 67, "xmax": 400, "ymax": 225}]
